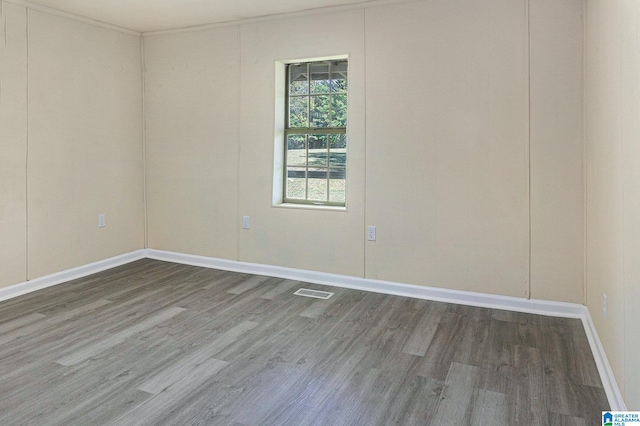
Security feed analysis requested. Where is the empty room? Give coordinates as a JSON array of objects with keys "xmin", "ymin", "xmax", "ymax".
[{"xmin": 0, "ymin": 0, "xmax": 638, "ymax": 424}]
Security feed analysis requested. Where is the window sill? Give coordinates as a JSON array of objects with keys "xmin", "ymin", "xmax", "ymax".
[{"xmin": 273, "ymin": 203, "xmax": 347, "ymax": 212}]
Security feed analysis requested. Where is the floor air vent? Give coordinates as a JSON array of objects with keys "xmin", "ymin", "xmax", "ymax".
[{"xmin": 294, "ymin": 288, "xmax": 334, "ymax": 300}]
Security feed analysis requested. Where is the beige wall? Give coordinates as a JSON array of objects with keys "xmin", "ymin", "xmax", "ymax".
[
  {"xmin": 364, "ymin": 0, "xmax": 530, "ymax": 297},
  {"xmin": 144, "ymin": 11, "xmax": 367, "ymax": 276},
  {"xmin": 237, "ymin": 11, "xmax": 366, "ymax": 276},
  {"xmin": 0, "ymin": 2, "xmax": 28, "ymax": 288},
  {"xmin": 144, "ymin": 0, "xmax": 585, "ymax": 301},
  {"xmin": 144, "ymin": 27, "xmax": 240, "ymax": 260},
  {"xmin": 0, "ymin": 4, "xmax": 144, "ymax": 285},
  {"xmin": 586, "ymin": 0, "xmax": 640, "ymax": 408},
  {"xmin": 530, "ymin": 0, "xmax": 585, "ymax": 303},
  {"xmin": 1, "ymin": 0, "xmax": 586, "ymax": 304}
]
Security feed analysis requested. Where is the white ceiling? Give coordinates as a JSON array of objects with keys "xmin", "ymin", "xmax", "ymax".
[{"xmin": 24, "ymin": 0, "xmax": 375, "ymax": 33}]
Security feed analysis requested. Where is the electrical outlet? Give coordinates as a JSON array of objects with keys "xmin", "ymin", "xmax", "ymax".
[
  {"xmin": 603, "ymin": 293, "xmax": 607, "ymax": 320},
  {"xmin": 98, "ymin": 214, "xmax": 106, "ymax": 228},
  {"xmin": 367, "ymin": 225, "xmax": 376, "ymax": 241},
  {"xmin": 242, "ymin": 216, "xmax": 250, "ymax": 230}
]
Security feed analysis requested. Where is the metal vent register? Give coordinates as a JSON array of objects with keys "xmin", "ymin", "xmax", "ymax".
[{"xmin": 293, "ymin": 288, "xmax": 334, "ymax": 300}]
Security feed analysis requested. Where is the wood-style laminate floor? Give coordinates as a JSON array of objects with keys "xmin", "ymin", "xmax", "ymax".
[{"xmin": 0, "ymin": 259, "xmax": 609, "ymax": 425}]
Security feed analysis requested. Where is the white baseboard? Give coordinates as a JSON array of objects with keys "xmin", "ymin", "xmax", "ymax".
[
  {"xmin": 146, "ymin": 248, "xmax": 626, "ymax": 410},
  {"xmin": 0, "ymin": 247, "xmax": 625, "ymax": 410},
  {"xmin": 581, "ymin": 313, "xmax": 627, "ymax": 410},
  {"xmin": 146, "ymin": 249, "xmax": 586, "ymax": 318},
  {"xmin": 0, "ymin": 250, "xmax": 146, "ymax": 303}
]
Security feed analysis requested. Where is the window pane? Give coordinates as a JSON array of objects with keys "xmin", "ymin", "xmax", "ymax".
[
  {"xmin": 329, "ymin": 177, "xmax": 346, "ymax": 203},
  {"xmin": 289, "ymin": 97, "xmax": 308, "ymax": 127},
  {"xmin": 289, "ymin": 63, "xmax": 308, "ymax": 95},
  {"xmin": 330, "ymin": 61, "xmax": 347, "ymax": 93},
  {"xmin": 310, "ymin": 95, "xmax": 331, "ymax": 127},
  {"xmin": 310, "ymin": 63, "xmax": 330, "ymax": 94},
  {"xmin": 330, "ymin": 77, "xmax": 347, "ymax": 93},
  {"xmin": 329, "ymin": 168, "xmax": 346, "ymax": 180},
  {"xmin": 329, "ymin": 152, "xmax": 346, "ymax": 168},
  {"xmin": 308, "ymin": 134, "xmax": 328, "ymax": 167},
  {"xmin": 329, "ymin": 134, "xmax": 346, "ymax": 168},
  {"xmin": 286, "ymin": 134, "xmax": 307, "ymax": 166},
  {"xmin": 286, "ymin": 167, "xmax": 306, "ymax": 200},
  {"xmin": 308, "ymin": 173, "xmax": 328, "ymax": 201},
  {"xmin": 329, "ymin": 133, "xmax": 346, "ymax": 149},
  {"xmin": 330, "ymin": 94, "xmax": 347, "ymax": 127}
]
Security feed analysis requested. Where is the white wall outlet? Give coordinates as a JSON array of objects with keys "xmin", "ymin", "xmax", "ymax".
[
  {"xmin": 603, "ymin": 293, "xmax": 607, "ymax": 320},
  {"xmin": 242, "ymin": 215, "xmax": 250, "ymax": 230},
  {"xmin": 367, "ymin": 225, "xmax": 376, "ymax": 241},
  {"xmin": 98, "ymin": 214, "xmax": 106, "ymax": 228}
]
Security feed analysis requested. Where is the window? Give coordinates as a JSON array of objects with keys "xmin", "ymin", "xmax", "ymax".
[{"xmin": 284, "ymin": 59, "xmax": 348, "ymax": 206}]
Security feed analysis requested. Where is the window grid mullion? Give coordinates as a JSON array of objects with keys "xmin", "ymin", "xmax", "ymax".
[
  {"xmin": 327, "ymin": 62, "xmax": 332, "ymax": 202},
  {"xmin": 284, "ymin": 66, "xmax": 290, "ymax": 201},
  {"xmin": 305, "ymin": 63, "xmax": 310, "ymax": 200},
  {"xmin": 286, "ymin": 128, "xmax": 346, "ymax": 135},
  {"xmin": 303, "ymin": 134, "xmax": 308, "ymax": 200}
]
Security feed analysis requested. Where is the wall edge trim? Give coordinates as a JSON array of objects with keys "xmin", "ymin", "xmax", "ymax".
[{"xmin": 0, "ymin": 250, "xmax": 146, "ymax": 303}]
